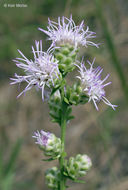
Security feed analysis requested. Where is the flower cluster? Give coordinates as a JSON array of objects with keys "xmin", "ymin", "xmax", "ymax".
[
  {"xmin": 76, "ymin": 59, "xmax": 117, "ymax": 110},
  {"xmin": 11, "ymin": 16, "xmax": 116, "ymax": 111}
]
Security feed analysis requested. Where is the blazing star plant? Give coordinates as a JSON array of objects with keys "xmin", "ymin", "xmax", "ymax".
[{"xmin": 11, "ymin": 16, "xmax": 117, "ymax": 190}]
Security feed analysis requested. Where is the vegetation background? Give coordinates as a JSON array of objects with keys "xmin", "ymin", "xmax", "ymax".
[{"xmin": 0, "ymin": 0, "xmax": 128, "ymax": 190}]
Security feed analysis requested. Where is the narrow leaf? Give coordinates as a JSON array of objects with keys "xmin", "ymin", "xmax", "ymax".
[{"xmin": 4, "ymin": 139, "xmax": 22, "ymax": 175}]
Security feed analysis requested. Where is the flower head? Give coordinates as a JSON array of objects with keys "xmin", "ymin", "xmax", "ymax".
[
  {"xmin": 39, "ymin": 16, "xmax": 98, "ymax": 49},
  {"xmin": 10, "ymin": 41, "xmax": 60, "ymax": 100},
  {"xmin": 32, "ymin": 130, "xmax": 52, "ymax": 147},
  {"xmin": 76, "ymin": 58, "xmax": 117, "ymax": 110},
  {"xmin": 32, "ymin": 130, "xmax": 61, "ymax": 158}
]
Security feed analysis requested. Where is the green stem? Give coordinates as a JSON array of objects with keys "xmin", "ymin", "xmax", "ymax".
[{"xmin": 59, "ymin": 88, "xmax": 68, "ymax": 190}]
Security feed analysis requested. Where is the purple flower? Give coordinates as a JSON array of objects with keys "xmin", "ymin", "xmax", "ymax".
[
  {"xmin": 32, "ymin": 130, "xmax": 51, "ymax": 147},
  {"xmin": 76, "ymin": 58, "xmax": 117, "ymax": 110},
  {"xmin": 10, "ymin": 41, "xmax": 60, "ymax": 100},
  {"xmin": 39, "ymin": 16, "xmax": 98, "ymax": 49}
]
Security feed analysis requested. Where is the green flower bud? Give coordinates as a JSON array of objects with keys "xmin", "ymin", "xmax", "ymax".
[
  {"xmin": 54, "ymin": 45, "xmax": 78, "ymax": 75},
  {"xmin": 45, "ymin": 167, "xmax": 60, "ymax": 189},
  {"xmin": 65, "ymin": 83, "xmax": 88, "ymax": 105},
  {"xmin": 33, "ymin": 131, "xmax": 61, "ymax": 159},
  {"xmin": 65, "ymin": 154, "xmax": 92, "ymax": 179},
  {"xmin": 48, "ymin": 92, "xmax": 62, "ymax": 125}
]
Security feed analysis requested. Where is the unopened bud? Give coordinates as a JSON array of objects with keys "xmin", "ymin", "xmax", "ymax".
[
  {"xmin": 45, "ymin": 167, "xmax": 60, "ymax": 189},
  {"xmin": 65, "ymin": 154, "xmax": 92, "ymax": 179}
]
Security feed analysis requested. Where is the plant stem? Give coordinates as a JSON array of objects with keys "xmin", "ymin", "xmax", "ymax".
[{"xmin": 59, "ymin": 88, "xmax": 67, "ymax": 190}]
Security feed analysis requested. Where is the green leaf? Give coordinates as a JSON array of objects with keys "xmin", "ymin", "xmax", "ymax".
[
  {"xmin": 73, "ymin": 179, "xmax": 86, "ymax": 184},
  {"xmin": 67, "ymin": 115, "xmax": 75, "ymax": 121},
  {"xmin": 51, "ymin": 119, "xmax": 61, "ymax": 125},
  {"xmin": 64, "ymin": 97, "xmax": 69, "ymax": 104},
  {"xmin": 1, "ymin": 173, "xmax": 15, "ymax": 190},
  {"xmin": 63, "ymin": 171, "xmax": 69, "ymax": 177}
]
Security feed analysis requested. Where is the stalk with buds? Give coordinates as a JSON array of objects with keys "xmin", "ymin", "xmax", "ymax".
[{"xmin": 11, "ymin": 16, "xmax": 116, "ymax": 190}]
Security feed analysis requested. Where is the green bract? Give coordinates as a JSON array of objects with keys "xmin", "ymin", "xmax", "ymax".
[
  {"xmin": 40, "ymin": 134, "xmax": 62, "ymax": 159},
  {"xmin": 54, "ymin": 45, "xmax": 78, "ymax": 76}
]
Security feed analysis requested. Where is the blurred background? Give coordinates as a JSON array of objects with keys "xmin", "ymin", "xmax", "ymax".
[{"xmin": 0, "ymin": 0, "xmax": 128, "ymax": 189}]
